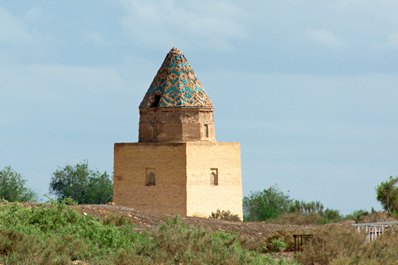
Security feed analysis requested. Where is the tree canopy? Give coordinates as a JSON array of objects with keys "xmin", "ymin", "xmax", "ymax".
[
  {"xmin": 49, "ymin": 162, "xmax": 112, "ymax": 204},
  {"xmin": 376, "ymin": 176, "xmax": 398, "ymax": 215},
  {"xmin": 243, "ymin": 186, "xmax": 291, "ymax": 221},
  {"xmin": 243, "ymin": 185, "xmax": 341, "ymax": 222},
  {"xmin": 0, "ymin": 166, "xmax": 36, "ymax": 202}
]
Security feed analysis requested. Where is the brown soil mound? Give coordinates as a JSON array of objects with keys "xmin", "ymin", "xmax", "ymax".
[{"xmin": 72, "ymin": 204, "xmax": 316, "ymax": 246}]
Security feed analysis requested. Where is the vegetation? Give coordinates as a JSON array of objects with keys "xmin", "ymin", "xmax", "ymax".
[
  {"xmin": 49, "ymin": 162, "xmax": 112, "ymax": 204},
  {"xmin": 3, "ymin": 163, "xmax": 398, "ymax": 264},
  {"xmin": 209, "ymin": 209, "xmax": 241, "ymax": 221},
  {"xmin": 376, "ymin": 176, "xmax": 398, "ymax": 216},
  {"xmin": 243, "ymin": 186, "xmax": 291, "ymax": 221},
  {"xmin": 0, "ymin": 166, "xmax": 36, "ymax": 202},
  {"xmin": 296, "ymin": 224, "xmax": 398, "ymax": 265},
  {"xmin": 243, "ymin": 185, "xmax": 342, "ymax": 223},
  {"xmin": 268, "ymin": 238, "xmax": 287, "ymax": 252},
  {"xmin": 0, "ymin": 201, "xmax": 298, "ymax": 265}
]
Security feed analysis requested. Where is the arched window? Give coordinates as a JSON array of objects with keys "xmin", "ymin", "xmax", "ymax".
[
  {"xmin": 145, "ymin": 168, "xmax": 156, "ymax": 186},
  {"xmin": 210, "ymin": 168, "xmax": 218, "ymax": 185}
]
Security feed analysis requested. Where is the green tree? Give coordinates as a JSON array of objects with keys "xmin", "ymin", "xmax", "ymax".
[
  {"xmin": 376, "ymin": 176, "xmax": 398, "ymax": 215},
  {"xmin": 343, "ymin": 209, "xmax": 368, "ymax": 222},
  {"xmin": 49, "ymin": 162, "xmax": 112, "ymax": 204},
  {"xmin": 243, "ymin": 186, "xmax": 291, "ymax": 221},
  {"xmin": 289, "ymin": 200, "xmax": 325, "ymax": 214},
  {"xmin": 0, "ymin": 166, "xmax": 36, "ymax": 202},
  {"xmin": 321, "ymin": 208, "xmax": 341, "ymax": 222}
]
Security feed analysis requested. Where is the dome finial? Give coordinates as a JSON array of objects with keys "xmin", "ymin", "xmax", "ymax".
[{"xmin": 169, "ymin": 47, "xmax": 182, "ymax": 54}]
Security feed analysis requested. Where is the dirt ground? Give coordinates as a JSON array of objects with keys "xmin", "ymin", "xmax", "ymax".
[{"xmin": 72, "ymin": 204, "xmax": 316, "ymax": 246}]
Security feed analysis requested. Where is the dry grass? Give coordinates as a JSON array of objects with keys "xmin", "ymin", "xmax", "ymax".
[
  {"xmin": 296, "ymin": 224, "xmax": 398, "ymax": 265},
  {"xmin": 266, "ymin": 212, "xmax": 324, "ymax": 225}
]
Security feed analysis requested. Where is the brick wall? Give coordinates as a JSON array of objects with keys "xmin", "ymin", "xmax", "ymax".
[
  {"xmin": 186, "ymin": 142, "xmax": 243, "ymax": 219},
  {"xmin": 113, "ymin": 142, "xmax": 243, "ymax": 219},
  {"xmin": 139, "ymin": 108, "xmax": 215, "ymax": 142},
  {"xmin": 113, "ymin": 143, "xmax": 187, "ymax": 215}
]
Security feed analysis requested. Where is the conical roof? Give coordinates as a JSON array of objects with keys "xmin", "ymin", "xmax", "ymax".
[{"xmin": 139, "ymin": 48, "xmax": 213, "ymax": 109}]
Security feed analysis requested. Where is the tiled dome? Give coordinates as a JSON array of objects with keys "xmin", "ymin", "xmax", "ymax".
[{"xmin": 139, "ymin": 48, "xmax": 213, "ymax": 109}]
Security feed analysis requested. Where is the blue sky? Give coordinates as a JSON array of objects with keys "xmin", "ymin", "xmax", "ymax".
[{"xmin": 1, "ymin": 0, "xmax": 398, "ymax": 213}]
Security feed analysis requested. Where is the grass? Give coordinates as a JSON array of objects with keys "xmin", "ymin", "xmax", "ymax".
[
  {"xmin": 296, "ymin": 224, "xmax": 398, "ymax": 265},
  {"xmin": 0, "ymin": 202, "xmax": 297, "ymax": 265},
  {"xmin": 7, "ymin": 201, "xmax": 398, "ymax": 265}
]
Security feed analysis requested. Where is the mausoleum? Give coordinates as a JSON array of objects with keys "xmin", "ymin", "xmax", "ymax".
[{"xmin": 113, "ymin": 48, "xmax": 243, "ymax": 218}]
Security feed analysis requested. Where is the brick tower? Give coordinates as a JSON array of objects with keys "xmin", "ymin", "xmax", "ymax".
[{"xmin": 113, "ymin": 48, "xmax": 243, "ymax": 218}]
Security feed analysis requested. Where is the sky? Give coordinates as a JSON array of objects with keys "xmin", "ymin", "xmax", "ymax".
[{"xmin": 1, "ymin": 0, "xmax": 398, "ymax": 214}]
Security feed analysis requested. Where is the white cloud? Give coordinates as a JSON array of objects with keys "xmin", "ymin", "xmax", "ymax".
[
  {"xmin": 120, "ymin": 0, "xmax": 245, "ymax": 51},
  {"xmin": 306, "ymin": 29, "xmax": 344, "ymax": 48},
  {"xmin": 0, "ymin": 8, "xmax": 31, "ymax": 44}
]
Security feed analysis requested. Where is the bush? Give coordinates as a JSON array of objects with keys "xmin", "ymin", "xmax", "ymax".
[
  {"xmin": 0, "ymin": 202, "xmax": 146, "ymax": 264},
  {"xmin": 102, "ymin": 214, "xmax": 131, "ymax": 227},
  {"xmin": 210, "ymin": 209, "xmax": 241, "ymax": 221},
  {"xmin": 296, "ymin": 224, "xmax": 366, "ymax": 265},
  {"xmin": 267, "ymin": 212, "xmax": 324, "ymax": 225},
  {"xmin": 0, "ymin": 202, "xmax": 297, "ymax": 264},
  {"xmin": 148, "ymin": 216, "xmax": 265, "ymax": 264},
  {"xmin": 269, "ymin": 238, "xmax": 287, "ymax": 252},
  {"xmin": 297, "ymin": 224, "xmax": 398, "ymax": 265}
]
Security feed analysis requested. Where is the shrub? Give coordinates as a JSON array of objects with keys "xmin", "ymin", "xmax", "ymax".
[
  {"xmin": 258, "ymin": 230, "xmax": 298, "ymax": 253},
  {"xmin": 148, "ymin": 216, "xmax": 265, "ymax": 264},
  {"xmin": 345, "ymin": 209, "xmax": 393, "ymax": 223},
  {"xmin": 0, "ymin": 202, "xmax": 145, "ymax": 264},
  {"xmin": 210, "ymin": 209, "xmax": 241, "ymax": 221},
  {"xmin": 269, "ymin": 238, "xmax": 287, "ymax": 252},
  {"xmin": 296, "ymin": 224, "xmax": 366, "ymax": 265},
  {"xmin": 102, "ymin": 214, "xmax": 131, "ymax": 227},
  {"xmin": 0, "ymin": 203, "xmax": 298, "ymax": 264},
  {"xmin": 267, "ymin": 212, "xmax": 324, "ymax": 225}
]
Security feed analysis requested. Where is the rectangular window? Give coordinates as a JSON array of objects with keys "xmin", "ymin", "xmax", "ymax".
[
  {"xmin": 210, "ymin": 168, "xmax": 218, "ymax": 186},
  {"xmin": 204, "ymin": 124, "xmax": 209, "ymax": 138},
  {"xmin": 145, "ymin": 168, "xmax": 156, "ymax": 186}
]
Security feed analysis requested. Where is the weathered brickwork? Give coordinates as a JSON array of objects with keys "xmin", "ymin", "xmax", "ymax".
[
  {"xmin": 113, "ymin": 143, "xmax": 187, "ymax": 215},
  {"xmin": 186, "ymin": 142, "xmax": 243, "ymax": 218},
  {"xmin": 139, "ymin": 108, "xmax": 215, "ymax": 143},
  {"xmin": 113, "ymin": 142, "xmax": 242, "ymax": 218}
]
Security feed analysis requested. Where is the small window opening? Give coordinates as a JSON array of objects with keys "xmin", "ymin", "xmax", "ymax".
[
  {"xmin": 150, "ymin": 95, "xmax": 161, "ymax": 108},
  {"xmin": 210, "ymin": 168, "xmax": 218, "ymax": 186},
  {"xmin": 146, "ymin": 168, "xmax": 156, "ymax": 186},
  {"xmin": 204, "ymin": 124, "xmax": 209, "ymax": 138}
]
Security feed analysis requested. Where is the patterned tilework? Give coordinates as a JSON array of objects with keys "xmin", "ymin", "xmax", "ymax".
[{"xmin": 139, "ymin": 48, "xmax": 213, "ymax": 108}]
